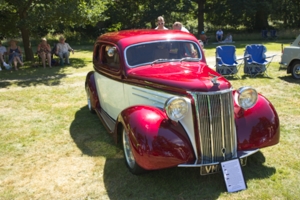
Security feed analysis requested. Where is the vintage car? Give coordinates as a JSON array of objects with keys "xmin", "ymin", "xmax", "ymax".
[
  {"xmin": 279, "ymin": 34, "xmax": 300, "ymax": 79},
  {"xmin": 85, "ymin": 30, "xmax": 280, "ymax": 175}
]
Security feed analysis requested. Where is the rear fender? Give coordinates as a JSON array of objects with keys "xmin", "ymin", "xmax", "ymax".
[
  {"xmin": 85, "ymin": 71, "xmax": 99, "ymax": 110},
  {"xmin": 117, "ymin": 105, "xmax": 195, "ymax": 170},
  {"xmin": 234, "ymin": 92, "xmax": 280, "ymax": 150}
]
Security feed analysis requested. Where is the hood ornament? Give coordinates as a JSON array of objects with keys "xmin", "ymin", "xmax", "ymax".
[{"xmin": 208, "ymin": 73, "xmax": 221, "ymax": 85}]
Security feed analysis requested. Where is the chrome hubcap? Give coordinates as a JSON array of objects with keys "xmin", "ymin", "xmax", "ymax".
[
  {"xmin": 122, "ymin": 129, "xmax": 135, "ymax": 168},
  {"xmin": 295, "ymin": 65, "xmax": 300, "ymax": 75}
]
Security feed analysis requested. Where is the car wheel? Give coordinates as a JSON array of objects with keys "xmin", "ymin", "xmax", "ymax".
[
  {"xmin": 86, "ymin": 86, "xmax": 95, "ymax": 113},
  {"xmin": 122, "ymin": 128, "xmax": 145, "ymax": 175},
  {"xmin": 291, "ymin": 61, "xmax": 300, "ymax": 79}
]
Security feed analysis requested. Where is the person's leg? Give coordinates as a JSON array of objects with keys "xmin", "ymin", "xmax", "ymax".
[
  {"xmin": 64, "ymin": 52, "xmax": 70, "ymax": 64},
  {"xmin": 58, "ymin": 52, "xmax": 64, "ymax": 66},
  {"xmin": 13, "ymin": 57, "xmax": 18, "ymax": 70},
  {"xmin": 40, "ymin": 52, "xmax": 46, "ymax": 68},
  {"xmin": 47, "ymin": 53, "xmax": 52, "ymax": 68},
  {"xmin": 16, "ymin": 56, "xmax": 23, "ymax": 66}
]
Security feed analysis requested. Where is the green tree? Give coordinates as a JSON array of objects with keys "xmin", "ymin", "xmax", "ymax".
[{"xmin": 0, "ymin": 0, "xmax": 108, "ymax": 61}]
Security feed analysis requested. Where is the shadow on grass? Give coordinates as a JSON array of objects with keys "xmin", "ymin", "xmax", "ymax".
[
  {"xmin": 278, "ymin": 75, "xmax": 300, "ymax": 84},
  {"xmin": 0, "ymin": 58, "xmax": 86, "ymax": 88},
  {"xmin": 70, "ymin": 106, "xmax": 277, "ymax": 199}
]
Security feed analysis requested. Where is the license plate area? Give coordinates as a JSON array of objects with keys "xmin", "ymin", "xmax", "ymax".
[{"xmin": 200, "ymin": 157, "xmax": 247, "ymax": 175}]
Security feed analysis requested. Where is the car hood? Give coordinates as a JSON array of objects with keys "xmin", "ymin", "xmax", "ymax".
[{"xmin": 127, "ymin": 61, "xmax": 232, "ymax": 92}]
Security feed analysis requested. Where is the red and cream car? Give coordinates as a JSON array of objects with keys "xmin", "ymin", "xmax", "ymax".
[{"xmin": 85, "ymin": 30, "xmax": 280, "ymax": 175}]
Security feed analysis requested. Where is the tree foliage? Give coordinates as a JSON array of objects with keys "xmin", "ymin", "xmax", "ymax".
[{"xmin": 0, "ymin": 0, "xmax": 108, "ymax": 61}]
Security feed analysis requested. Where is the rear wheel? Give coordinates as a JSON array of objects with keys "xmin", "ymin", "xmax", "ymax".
[
  {"xmin": 86, "ymin": 86, "xmax": 95, "ymax": 113},
  {"xmin": 291, "ymin": 61, "xmax": 300, "ymax": 79},
  {"xmin": 122, "ymin": 128, "xmax": 145, "ymax": 175}
]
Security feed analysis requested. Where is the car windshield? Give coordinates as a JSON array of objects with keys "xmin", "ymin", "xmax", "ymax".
[{"xmin": 125, "ymin": 41, "xmax": 202, "ymax": 67}]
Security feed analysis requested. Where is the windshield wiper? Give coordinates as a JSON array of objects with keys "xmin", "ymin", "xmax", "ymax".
[
  {"xmin": 179, "ymin": 57, "xmax": 200, "ymax": 62},
  {"xmin": 151, "ymin": 59, "xmax": 171, "ymax": 65}
]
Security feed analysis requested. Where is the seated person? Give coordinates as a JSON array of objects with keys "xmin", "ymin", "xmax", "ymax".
[
  {"xmin": 222, "ymin": 33, "xmax": 233, "ymax": 43},
  {"xmin": 56, "ymin": 36, "xmax": 74, "ymax": 66},
  {"xmin": 199, "ymin": 31, "xmax": 209, "ymax": 45},
  {"xmin": 216, "ymin": 29, "xmax": 223, "ymax": 42},
  {"xmin": 7, "ymin": 39, "xmax": 23, "ymax": 71},
  {"xmin": 37, "ymin": 38, "xmax": 52, "ymax": 68},
  {"xmin": 0, "ymin": 41, "xmax": 10, "ymax": 70},
  {"xmin": 172, "ymin": 22, "xmax": 189, "ymax": 32}
]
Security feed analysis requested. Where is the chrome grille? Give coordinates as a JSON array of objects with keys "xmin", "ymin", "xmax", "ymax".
[{"xmin": 194, "ymin": 90, "xmax": 237, "ymax": 164}]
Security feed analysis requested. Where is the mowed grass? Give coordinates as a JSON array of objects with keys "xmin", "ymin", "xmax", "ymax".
[{"xmin": 0, "ymin": 41, "xmax": 299, "ymax": 200}]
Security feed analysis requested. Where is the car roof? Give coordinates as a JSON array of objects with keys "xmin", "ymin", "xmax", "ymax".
[{"xmin": 97, "ymin": 29, "xmax": 198, "ymax": 48}]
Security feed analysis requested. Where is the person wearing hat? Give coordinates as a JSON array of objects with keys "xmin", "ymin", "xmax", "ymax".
[
  {"xmin": 7, "ymin": 39, "xmax": 23, "ymax": 70},
  {"xmin": 0, "ymin": 41, "xmax": 11, "ymax": 70},
  {"xmin": 199, "ymin": 31, "xmax": 208, "ymax": 45},
  {"xmin": 56, "ymin": 36, "xmax": 74, "ymax": 66},
  {"xmin": 37, "ymin": 38, "xmax": 52, "ymax": 68}
]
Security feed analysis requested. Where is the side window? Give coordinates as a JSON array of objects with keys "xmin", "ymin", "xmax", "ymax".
[{"xmin": 101, "ymin": 45, "xmax": 120, "ymax": 70}]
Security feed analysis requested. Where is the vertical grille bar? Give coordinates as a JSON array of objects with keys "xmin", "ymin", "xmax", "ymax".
[{"xmin": 195, "ymin": 90, "xmax": 237, "ymax": 164}]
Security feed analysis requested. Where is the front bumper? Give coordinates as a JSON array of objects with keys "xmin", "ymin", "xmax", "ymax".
[{"xmin": 177, "ymin": 149, "xmax": 259, "ymax": 167}]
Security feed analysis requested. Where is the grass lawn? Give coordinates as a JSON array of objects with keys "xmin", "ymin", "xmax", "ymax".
[{"xmin": 0, "ymin": 41, "xmax": 299, "ymax": 200}]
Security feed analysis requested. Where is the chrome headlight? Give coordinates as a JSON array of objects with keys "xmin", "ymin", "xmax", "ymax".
[
  {"xmin": 165, "ymin": 97, "xmax": 188, "ymax": 121},
  {"xmin": 234, "ymin": 87, "xmax": 258, "ymax": 110}
]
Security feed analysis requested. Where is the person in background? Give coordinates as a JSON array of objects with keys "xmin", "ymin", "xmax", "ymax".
[
  {"xmin": 7, "ymin": 39, "xmax": 23, "ymax": 71},
  {"xmin": 155, "ymin": 16, "xmax": 168, "ymax": 30},
  {"xmin": 0, "ymin": 41, "xmax": 10, "ymax": 70},
  {"xmin": 37, "ymin": 38, "xmax": 52, "ymax": 68},
  {"xmin": 216, "ymin": 28, "xmax": 223, "ymax": 42},
  {"xmin": 56, "ymin": 36, "xmax": 74, "ymax": 66},
  {"xmin": 199, "ymin": 31, "xmax": 209, "ymax": 45},
  {"xmin": 172, "ymin": 22, "xmax": 189, "ymax": 32},
  {"xmin": 223, "ymin": 33, "xmax": 233, "ymax": 43}
]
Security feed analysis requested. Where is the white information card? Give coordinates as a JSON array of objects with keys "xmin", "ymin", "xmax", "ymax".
[{"xmin": 220, "ymin": 159, "xmax": 247, "ymax": 193}]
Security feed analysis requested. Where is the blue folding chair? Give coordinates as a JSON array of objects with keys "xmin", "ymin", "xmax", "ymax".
[
  {"xmin": 244, "ymin": 44, "xmax": 276, "ymax": 77},
  {"xmin": 215, "ymin": 45, "xmax": 243, "ymax": 78}
]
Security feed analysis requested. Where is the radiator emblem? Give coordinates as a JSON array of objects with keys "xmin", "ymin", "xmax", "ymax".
[{"xmin": 208, "ymin": 73, "xmax": 220, "ymax": 85}]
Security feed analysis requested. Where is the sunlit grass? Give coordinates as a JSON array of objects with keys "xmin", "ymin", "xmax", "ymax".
[{"xmin": 0, "ymin": 41, "xmax": 299, "ymax": 199}]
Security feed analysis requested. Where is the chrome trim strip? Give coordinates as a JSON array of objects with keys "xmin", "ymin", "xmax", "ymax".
[
  {"xmin": 132, "ymin": 87, "xmax": 170, "ymax": 99},
  {"xmin": 132, "ymin": 93, "xmax": 166, "ymax": 104}
]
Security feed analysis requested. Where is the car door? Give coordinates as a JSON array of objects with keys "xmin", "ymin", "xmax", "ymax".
[{"xmin": 94, "ymin": 43, "xmax": 127, "ymax": 120}]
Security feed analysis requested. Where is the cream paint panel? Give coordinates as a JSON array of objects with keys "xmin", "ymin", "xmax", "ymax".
[
  {"xmin": 94, "ymin": 73, "xmax": 197, "ymax": 158},
  {"xmin": 94, "ymin": 73, "xmax": 127, "ymax": 120}
]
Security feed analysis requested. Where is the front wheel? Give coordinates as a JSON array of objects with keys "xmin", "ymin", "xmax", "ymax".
[
  {"xmin": 122, "ymin": 128, "xmax": 145, "ymax": 175},
  {"xmin": 291, "ymin": 61, "xmax": 300, "ymax": 79}
]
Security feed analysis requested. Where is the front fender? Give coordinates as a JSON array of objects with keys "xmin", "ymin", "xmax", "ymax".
[
  {"xmin": 85, "ymin": 71, "xmax": 99, "ymax": 110},
  {"xmin": 118, "ymin": 105, "xmax": 195, "ymax": 170},
  {"xmin": 234, "ymin": 92, "xmax": 280, "ymax": 150}
]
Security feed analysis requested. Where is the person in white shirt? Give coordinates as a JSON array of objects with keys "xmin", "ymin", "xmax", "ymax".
[
  {"xmin": 155, "ymin": 16, "xmax": 168, "ymax": 30},
  {"xmin": 172, "ymin": 22, "xmax": 189, "ymax": 33},
  {"xmin": 216, "ymin": 29, "xmax": 223, "ymax": 42},
  {"xmin": 223, "ymin": 33, "xmax": 233, "ymax": 43},
  {"xmin": 0, "ymin": 41, "xmax": 10, "ymax": 70},
  {"xmin": 56, "ymin": 36, "xmax": 74, "ymax": 66}
]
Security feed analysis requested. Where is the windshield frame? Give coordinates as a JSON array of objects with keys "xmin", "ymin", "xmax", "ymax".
[{"xmin": 124, "ymin": 40, "xmax": 202, "ymax": 68}]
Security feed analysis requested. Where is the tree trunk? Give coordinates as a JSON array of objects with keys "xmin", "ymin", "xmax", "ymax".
[
  {"xmin": 20, "ymin": 27, "xmax": 34, "ymax": 62},
  {"xmin": 197, "ymin": 0, "xmax": 205, "ymax": 37},
  {"xmin": 254, "ymin": 10, "xmax": 269, "ymax": 30}
]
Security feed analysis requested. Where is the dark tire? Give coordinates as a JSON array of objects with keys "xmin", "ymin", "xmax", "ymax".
[
  {"xmin": 122, "ymin": 127, "xmax": 145, "ymax": 175},
  {"xmin": 291, "ymin": 61, "xmax": 300, "ymax": 79},
  {"xmin": 86, "ymin": 86, "xmax": 96, "ymax": 113}
]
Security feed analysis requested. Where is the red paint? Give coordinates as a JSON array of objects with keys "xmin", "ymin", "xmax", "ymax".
[
  {"xmin": 119, "ymin": 106, "xmax": 195, "ymax": 170},
  {"xmin": 127, "ymin": 62, "xmax": 231, "ymax": 92},
  {"xmin": 233, "ymin": 91, "xmax": 280, "ymax": 150}
]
